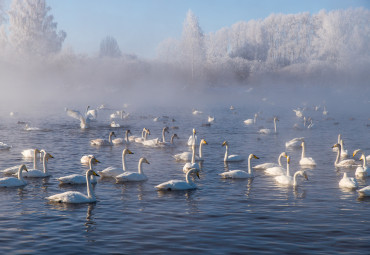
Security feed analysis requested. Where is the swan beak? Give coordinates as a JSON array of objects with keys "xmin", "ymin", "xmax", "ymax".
[
  {"xmin": 23, "ymin": 166, "xmax": 28, "ymax": 172},
  {"xmin": 287, "ymin": 157, "xmax": 291, "ymax": 163},
  {"xmin": 146, "ymin": 159, "xmax": 150, "ymax": 164},
  {"xmin": 94, "ymin": 159, "xmax": 101, "ymax": 163},
  {"xmin": 49, "ymin": 154, "xmax": 54, "ymax": 159},
  {"xmin": 222, "ymin": 141, "xmax": 227, "ymax": 147},
  {"xmin": 304, "ymin": 173, "xmax": 308, "ymax": 180},
  {"xmin": 196, "ymin": 172, "xmax": 200, "ymax": 179},
  {"xmin": 193, "ymin": 129, "xmax": 196, "ymax": 134},
  {"xmin": 128, "ymin": 150, "xmax": 134, "ymax": 154},
  {"xmin": 92, "ymin": 171, "xmax": 100, "ymax": 177},
  {"xmin": 203, "ymin": 140, "xmax": 208, "ymax": 145},
  {"xmin": 253, "ymin": 155, "xmax": 259, "ymax": 159}
]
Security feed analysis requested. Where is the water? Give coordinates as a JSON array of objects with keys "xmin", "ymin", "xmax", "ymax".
[{"xmin": 1, "ymin": 88, "xmax": 370, "ymax": 254}]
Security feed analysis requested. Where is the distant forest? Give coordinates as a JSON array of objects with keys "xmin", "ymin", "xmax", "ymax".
[{"xmin": 0, "ymin": 0, "xmax": 369, "ymax": 88}]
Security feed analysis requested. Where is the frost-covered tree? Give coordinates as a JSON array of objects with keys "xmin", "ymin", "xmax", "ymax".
[
  {"xmin": 99, "ymin": 36, "xmax": 122, "ymax": 58},
  {"xmin": 181, "ymin": 9, "xmax": 205, "ymax": 80},
  {"xmin": 8, "ymin": 0, "xmax": 66, "ymax": 57}
]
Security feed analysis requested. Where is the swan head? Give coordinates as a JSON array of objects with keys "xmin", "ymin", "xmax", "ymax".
[
  {"xmin": 222, "ymin": 141, "xmax": 228, "ymax": 147},
  {"xmin": 141, "ymin": 157, "xmax": 150, "ymax": 164},
  {"xmin": 90, "ymin": 170, "xmax": 100, "ymax": 177},
  {"xmin": 20, "ymin": 165, "xmax": 28, "ymax": 172},
  {"xmin": 45, "ymin": 153, "xmax": 54, "ymax": 161},
  {"xmin": 124, "ymin": 149, "xmax": 134, "ymax": 155},
  {"xmin": 300, "ymin": 170, "xmax": 309, "ymax": 180},
  {"xmin": 201, "ymin": 139, "xmax": 208, "ymax": 145},
  {"xmin": 193, "ymin": 128, "xmax": 196, "ymax": 134},
  {"xmin": 274, "ymin": 117, "xmax": 279, "ymax": 122},
  {"xmin": 164, "ymin": 127, "xmax": 170, "ymax": 133},
  {"xmin": 353, "ymin": 149, "xmax": 362, "ymax": 157},
  {"xmin": 249, "ymin": 154, "xmax": 259, "ymax": 160},
  {"xmin": 281, "ymin": 152, "xmax": 288, "ymax": 158},
  {"xmin": 146, "ymin": 129, "xmax": 151, "ymax": 135},
  {"xmin": 188, "ymin": 168, "xmax": 200, "ymax": 178},
  {"xmin": 332, "ymin": 143, "xmax": 341, "ymax": 149},
  {"xmin": 172, "ymin": 134, "xmax": 179, "ymax": 139}
]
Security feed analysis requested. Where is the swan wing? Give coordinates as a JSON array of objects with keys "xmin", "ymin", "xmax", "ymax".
[
  {"xmin": 47, "ymin": 191, "xmax": 93, "ymax": 203},
  {"xmin": 0, "ymin": 177, "xmax": 26, "ymax": 187},
  {"xmin": 115, "ymin": 172, "xmax": 147, "ymax": 182},
  {"xmin": 220, "ymin": 170, "xmax": 250, "ymax": 179},
  {"xmin": 155, "ymin": 180, "xmax": 193, "ymax": 190}
]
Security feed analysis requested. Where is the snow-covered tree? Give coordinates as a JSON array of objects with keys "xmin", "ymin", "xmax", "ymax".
[
  {"xmin": 8, "ymin": 0, "xmax": 66, "ymax": 57},
  {"xmin": 181, "ymin": 9, "xmax": 205, "ymax": 81},
  {"xmin": 99, "ymin": 36, "xmax": 122, "ymax": 58}
]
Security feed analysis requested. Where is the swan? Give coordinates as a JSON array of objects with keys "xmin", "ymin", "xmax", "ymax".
[
  {"xmin": 355, "ymin": 154, "xmax": 369, "ymax": 178},
  {"xmin": 339, "ymin": 172, "xmax": 358, "ymax": 189},
  {"xmin": 110, "ymin": 110, "xmax": 125, "ymax": 120},
  {"xmin": 24, "ymin": 124, "xmax": 41, "ymax": 131},
  {"xmin": 47, "ymin": 169, "xmax": 100, "ymax": 203},
  {"xmin": 293, "ymin": 109, "xmax": 303, "ymax": 118},
  {"xmin": 358, "ymin": 186, "xmax": 370, "ymax": 197},
  {"xmin": 299, "ymin": 141, "xmax": 316, "ymax": 166},
  {"xmin": 81, "ymin": 154, "xmax": 95, "ymax": 164},
  {"xmin": 187, "ymin": 129, "xmax": 198, "ymax": 146},
  {"xmin": 158, "ymin": 133, "xmax": 179, "ymax": 147},
  {"xmin": 265, "ymin": 154, "xmax": 289, "ymax": 176},
  {"xmin": 98, "ymin": 149, "xmax": 134, "ymax": 178},
  {"xmin": 86, "ymin": 106, "xmax": 98, "ymax": 120},
  {"xmin": 244, "ymin": 113, "xmax": 258, "ymax": 125},
  {"xmin": 21, "ymin": 148, "xmax": 41, "ymax": 158},
  {"xmin": 332, "ymin": 134, "xmax": 341, "ymax": 152},
  {"xmin": 353, "ymin": 149, "xmax": 370, "ymax": 163},
  {"xmin": 322, "ymin": 106, "xmax": 328, "ymax": 116},
  {"xmin": 275, "ymin": 157, "xmax": 308, "ymax": 186},
  {"xmin": 285, "ymin": 137, "xmax": 305, "ymax": 149},
  {"xmin": 219, "ymin": 154, "xmax": 259, "ymax": 179},
  {"xmin": 90, "ymin": 131, "xmax": 116, "ymax": 146},
  {"xmin": 2, "ymin": 149, "xmax": 40, "ymax": 175},
  {"xmin": 259, "ymin": 117, "xmax": 278, "ymax": 134},
  {"xmin": 110, "ymin": 121, "xmax": 120, "ymax": 128},
  {"xmin": 65, "ymin": 106, "xmax": 92, "ymax": 129},
  {"xmin": 192, "ymin": 109, "xmax": 202, "ymax": 115},
  {"xmin": 174, "ymin": 139, "xmax": 207, "ymax": 162},
  {"xmin": 143, "ymin": 127, "xmax": 169, "ymax": 147},
  {"xmin": 115, "ymin": 157, "xmax": 150, "ymax": 182},
  {"xmin": 183, "ymin": 142, "xmax": 205, "ymax": 172},
  {"xmin": 254, "ymin": 152, "xmax": 287, "ymax": 170},
  {"xmin": 155, "ymin": 168, "xmax": 200, "ymax": 191},
  {"xmin": 208, "ymin": 116, "xmax": 215, "ymax": 123},
  {"xmin": 112, "ymin": 129, "xmax": 131, "ymax": 145},
  {"xmin": 22, "ymin": 150, "xmax": 54, "ymax": 177},
  {"xmin": 128, "ymin": 128, "xmax": 145, "ymax": 143},
  {"xmin": 230, "ymin": 105, "xmax": 235, "ymax": 110},
  {"xmin": 339, "ymin": 139, "xmax": 348, "ymax": 159},
  {"xmin": 134, "ymin": 128, "xmax": 150, "ymax": 144},
  {"xmin": 58, "ymin": 156, "xmax": 100, "ymax": 184},
  {"xmin": 222, "ymin": 141, "xmax": 245, "ymax": 162},
  {"xmin": 332, "ymin": 143, "xmax": 359, "ymax": 168},
  {"xmin": 0, "ymin": 142, "xmax": 11, "ymax": 150},
  {"xmin": 0, "ymin": 165, "xmax": 28, "ymax": 187}
]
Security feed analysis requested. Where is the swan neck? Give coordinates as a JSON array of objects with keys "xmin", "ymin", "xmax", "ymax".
[
  {"xmin": 301, "ymin": 142, "xmax": 306, "ymax": 159},
  {"xmin": 125, "ymin": 131, "xmax": 129, "ymax": 142},
  {"xmin": 274, "ymin": 119, "xmax": 277, "ymax": 133},
  {"xmin": 42, "ymin": 154, "xmax": 47, "ymax": 174},
  {"xmin": 122, "ymin": 150, "xmax": 127, "ymax": 171},
  {"xmin": 199, "ymin": 142, "xmax": 203, "ymax": 158},
  {"xmin": 191, "ymin": 145, "xmax": 196, "ymax": 164},
  {"xmin": 33, "ymin": 149, "xmax": 38, "ymax": 169},
  {"xmin": 144, "ymin": 131, "xmax": 148, "ymax": 140},
  {"xmin": 170, "ymin": 136, "xmax": 174, "ymax": 144},
  {"xmin": 186, "ymin": 170, "xmax": 195, "ymax": 186},
  {"xmin": 248, "ymin": 156, "xmax": 252, "ymax": 175},
  {"xmin": 278, "ymin": 154, "xmax": 283, "ymax": 166},
  {"xmin": 286, "ymin": 161, "xmax": 290, "ymax": 176},
  {"xmin": 293, "ymin": 172, "xmax": 299, "ymax": 186},
  {"xmin": 162, "ymin": 129, "xmax": 166, "ymax": 143},
  {"xmin": 18, "ymin": 166, "xmax": 25, "ymax": 181},
  {"xmin": 224, "ymin": 145, "xmax": 228, "ymax": 162},
  {"xmin": 109, "ymin": 133, "xmax": 112, "ymax": 143},
  {"xmin": 362, "ymin": 154, "xmax": 367, "ymax": 168},
  {"xmin": 86, "ymin": 171, "xmax": 95, "ymax": 199},
  {"xmin": 138, "ymin": 158, "xmax": 144, "ymax": 174},
  {"xmin": 335, "ymin": 145, "xmax": 341, "ymax": 165}
]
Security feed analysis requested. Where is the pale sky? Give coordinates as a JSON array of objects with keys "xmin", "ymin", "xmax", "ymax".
[{"xmin": 46, "ymin": 0, "xmax": 369, "ymax": 58}]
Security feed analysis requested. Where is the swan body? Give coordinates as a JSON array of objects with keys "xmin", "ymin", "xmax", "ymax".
[
  {"xmin": 355, "ymin": 154, "xmax": 369, "ymax": 178},
  {"xmin": 254, "ymin": 152, "xmax": 287, "ymax": 170},
  {"xmin": 98, "ymin": 149, "xmax": 134, "ymax": 178},
  {"xmin": 174, "ymin": 139, "xmax": 207, "ymax": 162},
  {"xmin": 259, "ymin": 117, "xmax": 278, "ymax": 134},
  {"xmin": 293, "ymin": 109, "xmax": 303, "ymax": 118},
  {"xmin": 112, "ymin": 129, "xmax": 131, "ymax": 145},
  {"xmin": 358, "ymin": 186, "xmax": 370, "ymax": 197},
  {"xmin": 134, "ymin": 128, "xmax": 150, "ymax": 144},
  {"xmin": 332, "ymin": 143, "xmax": 359, "ymax": 168},
  {"xmin": 222, "ymin": 141, "xmax": 244, "ymax": 162},
  {"xmin": 90, "ymin": 131, "xmax": 116, "ymax": 146},
  {"xmin": 47, "ymin": 169, "xmax": 99, "ymax": 203},
  {"xmin": 285, "ymin": 137, "xmax": 304, "ymax": 149},
  {"xmin": 0, "ymin": 142, "xmax": 11, "ymax": 150},
  {"xmin": 192, "ymin": 109, "xmax": 202, "ymax": 115},
  {"xmin": 58, "ymin": 157, "xmax": 100, "ymax": 184},
  {"xmin": 244, "ymin": 114, "xmax": 257, "ymax": 125},
  {"xmin": 23, "ymin": 150, "xmax": 54, "ymax": 177},
  {"xmin": 110, "ymin": 121, "xmax": 120, "ymax": 128},
  {"xmin": 115, "ymin": 157, "xmax": 150, "ymax": 182},
  {"xmin": 155, "ymin": 168, "xmax": 200, "ymax": 191},
  {"xmin": 299, "ymin": 141, "xmax": 316, "ymax": 166},
  {"xmin": 220, "ymin": 154, "xmax": 259, "ymax": 179},
  {"xmin": 339, "ymin": 172, "xmax": 358, "ymax": 189},
  {"xmin": 0, "ymin": 165, "xmax": 28, "ymax": 187},
  {"xmin": 208, "ymin": 116, "xmax": 215, "ymax": 123},
  {"xmin": 265, "ymin": 166, "xmax": 286, "ymax": 176},
  {"xmin": 21, "ymin": 148, "xmax": 41, "ymax": 158},
  {"xmin": 187, "ymin": 129, "xmax": 198, "ymax": 146}
]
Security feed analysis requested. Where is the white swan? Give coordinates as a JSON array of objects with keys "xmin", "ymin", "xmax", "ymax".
[
  {"xmin": 332, "ymin": 134, "xmax": 341, "ymax": 152},
  {"xmin": 47, "ymin": 169, "xmax": 99, "ymax": 203},
  {"xmin": 2, "ymin": 149, "xmax": 40, "ymax": 175},
  {"xmin": 65, "ymin": 106, "xmax": 92, "ymax": 129},
  {"xmin": 259, "ymin": 117, "xmax": 278, "ymax": 134},
  {"xmin": 222, "ymin": 141, "xmax": 245, "ymax": 162},
  {"xmin": 244, "ymin": 113, "xmax": 257, "ymax": 125},
  {"xmin": 355, "ymin": 154, "xmax": 369, "ymax": 178},
  {"xmin": 332, "ymin": 143, "xmax": 359, "ymax": 168},
  {"xmin": 339, "ymin": 172, "xmax": 358, "ymax": 189},
  {"xmin": 134, "ymin": 128, "xmax": 150, "ymax": 144},
  {"xmin": 219, "ymin": 154, "xmax": 259, "ymax": 179},
  {"xmin": 155, "ymin": 168, "xmax": 200, "ymax": 191},
  {"xmin": 21, "ymin": 148, "xmax": 41, "ymax": 158},
  {"xmin": 265, "ymin": 154, "xmax": 289, "ymax": 176},
  {"xmin": 285, "ymin": 137, "xmax": 305, "ymax": 149},
  {"xmin": 143, "ymin": 127, "xmax": 168, "ymax": 147},
  {"xmin": 187, "ymin": 128, "xmax": 198, "ymax": 146},
  {"xmin": 110, "ymin": 121, "xmax": 120, "ymax": 128},
  {"xmin": 58, "ymin": 157, "xmax": 100, "ymax": 184},
  {"xmin": 174, "ymin": 139, "xmax": 207, "ymax": 162},
  {"xmin": 22, "ymin": 150, "xmax": 54, "ymax": 177},
  {"xmin": 358, "ymin": 186, "xmax": 370, "ymax": 197},
  {"xmin": 115, "ymin": 157, "xmax": 150, "ymax": 182},
  {"xmin": 254, "ymin": 152, "xmax": 287, "ymax": 170},
  {"xmin": 192, "ymin": 109, "xmax": 202, "ymax": 115},
  {"xmin": 0, "ymin": 165, "xmax": 28, "ymax": 187},
  {"xmin": 112, "ymin": 129, "xmax": 131, "ymax": 145},
  {"xmin": 90, "ymin": 131, "xmax": 116, "ymax": 146},
  {"xmin": 98, "ymin": 149, "xmax": 134, "ymax": 178},
  {"xmin": 275, "ymin": 157, "xmax": 308, "ymax": 186},
  {"xmin": 208, "ymin": 116, "xmax": 215, "ymax": 123},
  {"xmin": 293, "ymin": 109, "xmax": 303, "ymax": 118},
  {"xmin": 81, "ymin": 154, "xmax": 95, "ymax": 164},
  {"xmin": 339, "ymin": 139, "xmax": 348, "ymax": 159},
  {"xmin": 0, "ymin": 142, "xmax": 11, "ymax": 150},
  {"xmin": 299, "ymin": 141, "xmax": 316, "ymax": 166},
  {"xmin": 24, "ymin": 124, "xmax": 41, "ymax": 131},
  {"xmin": 158, "ymin": 134, "xmax": 179, "ymax": 147}
]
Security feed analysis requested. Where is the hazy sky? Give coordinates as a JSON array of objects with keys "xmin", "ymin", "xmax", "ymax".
[{"xmin": 47, "ymin": 0, "xmax": 369, "ymax": 58}]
